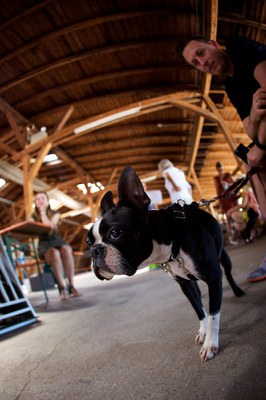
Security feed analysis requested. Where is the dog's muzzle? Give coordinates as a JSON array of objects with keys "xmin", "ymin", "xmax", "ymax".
[
  {"xmin": 90, "ymin": 244, "xmax": 114, "ymax": 281},
  {"xmin": 90, "ymin": 243, "xmax": 135, "ymax": 280}
]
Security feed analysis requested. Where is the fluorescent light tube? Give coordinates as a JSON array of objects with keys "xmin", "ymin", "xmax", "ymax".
[{"xmin": 74, "ymin": 107, "xmax": 140, "ymax": 134}]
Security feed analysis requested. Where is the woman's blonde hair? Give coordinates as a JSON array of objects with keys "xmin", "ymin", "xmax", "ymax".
[{"xmin": 32, "ymin": 192, "xmax": 55, "ymax": 222}]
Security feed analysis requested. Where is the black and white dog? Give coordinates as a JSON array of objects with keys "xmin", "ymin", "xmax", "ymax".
[{"xmin": 87, "ymin": 166, "xmax": 244, "ymax": 361}]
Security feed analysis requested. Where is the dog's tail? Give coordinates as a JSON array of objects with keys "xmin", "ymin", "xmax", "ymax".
[{"xmin": 220, "ymin": 249, "xmax": 245, "ymax": 297}]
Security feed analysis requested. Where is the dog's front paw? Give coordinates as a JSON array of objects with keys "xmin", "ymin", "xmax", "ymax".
[
  {"xmin": 195, "ymin": 315, "xmax": 208, "ymax": 345},
  {"xmin": 199, "ymin": 313, "xmax": 220, "ymax": 361},
  {"xmin": 199, "ymin": 340, "xmax": 218, "ymax": 362}
]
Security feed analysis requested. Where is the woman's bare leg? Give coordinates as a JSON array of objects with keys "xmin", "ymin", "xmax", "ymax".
[
  {"xmin": 60, "ymin": 245, "xmax": 81, "ymax": 296},
  {"xmin": 45, "ymin": 247, "xmax": 69, "ymax": 300}
]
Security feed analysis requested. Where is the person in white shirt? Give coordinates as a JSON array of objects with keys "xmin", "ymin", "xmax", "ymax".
[{"xmin": 158, "ymin": 159, "xmax": 193, "ymax": 205}]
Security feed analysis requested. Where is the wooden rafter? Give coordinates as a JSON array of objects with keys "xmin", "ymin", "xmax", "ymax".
[
  {"xmin": 17, "ymin": 85, "xmax": 196, "ymax": 109},
  {"xmin": 219, "ymin": 16, "xmax": 266, "ymax": 30},
  {"xmin": 0, "ymin": 97, "xmax": 28, "ymax": 150},
  {"xmin": 29, "ymin": 142, "xmax": 52, "ymax": 181},
  {"xmin": 51, "ymin": 105, "xmax": 75, "ymax": 133},
  {"xmin": 50, "ymin": 106, "xmax": 97, "ymax": 184},
  {"xmin": 12, "ymin": 63, "xmax": 190, "ymax": 107},
  {"xmin": 53, "ymin": 146, "xmax": 89, "ymax": 181},
  {"xmin": 0, "ymin": 98, "xmax": 28, "ymax": 124},
  {"xmin": 13, "ymin": 91, "xmax": 202, "ymax": 158},
  {"xmin": 0, "ymin": 7, "xmax": 194, "ymax": 67},
  {"xmin": 0, "ymin": 60, "xmax": 189, "ymax": 98}
]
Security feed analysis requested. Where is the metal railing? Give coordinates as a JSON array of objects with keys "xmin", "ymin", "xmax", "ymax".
[{"xmin": 0, "ymin": 236, "xmax": 38, "ymax": 336}]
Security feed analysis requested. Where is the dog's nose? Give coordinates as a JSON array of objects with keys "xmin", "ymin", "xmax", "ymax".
[{"xmin": 91, "ymin": 244, "xmax": 104, "ymax": 257}]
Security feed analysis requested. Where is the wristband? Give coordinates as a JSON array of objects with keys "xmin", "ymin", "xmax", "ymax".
[{"xmin": 254, "ymin": 136, "xmax": 266, "ymax": 150}]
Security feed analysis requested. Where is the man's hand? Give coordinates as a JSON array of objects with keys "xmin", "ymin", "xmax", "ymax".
[
  {"xmin": 247, "ymin": 144, "xmax": 266, "ymax": 168},
  {"xmin": 250, "ymin": 88, "xmax": 266, "ymax": 122}
]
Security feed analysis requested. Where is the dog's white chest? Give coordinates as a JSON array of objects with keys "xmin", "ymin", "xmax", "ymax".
[{"xmin": 139, "ymin": 242, "xmax": 198, "ymax": 280}]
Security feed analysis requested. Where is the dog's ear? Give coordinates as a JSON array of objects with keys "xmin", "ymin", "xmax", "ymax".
[
  {"xmin": 117, "ymin": 166, "xmax": 151, "ymax": 209},
  {"xmin": 101, "ymin": 191, "xmax": 115, "ymax": 214}
]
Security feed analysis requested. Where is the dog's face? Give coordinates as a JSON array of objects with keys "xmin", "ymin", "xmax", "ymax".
[{"xmin": 87, "ymin": 167, "xmax": 152, "ymax": 280}]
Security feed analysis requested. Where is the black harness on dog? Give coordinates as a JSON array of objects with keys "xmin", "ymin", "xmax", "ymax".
[
  {"xmin": 161, "ymin": 171, "xmax": 252, "ymax": 281},
  {"xmin": 161, "ymin": 200, "xmax": 198, "ymax": 281}
]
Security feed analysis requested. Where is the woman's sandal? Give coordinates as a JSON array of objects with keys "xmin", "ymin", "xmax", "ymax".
[
  {"xmin": 58, "ymin": 286, "xmax": 69, "ymax": 301},
  {"xmin": 68, "ymin": 285, "xmax": 81, "ymax": 297}
]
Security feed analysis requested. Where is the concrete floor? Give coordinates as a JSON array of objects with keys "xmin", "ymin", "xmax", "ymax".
[{"xmin": 1, "ymin": 235, "xmax": 266, "ymax": 400}]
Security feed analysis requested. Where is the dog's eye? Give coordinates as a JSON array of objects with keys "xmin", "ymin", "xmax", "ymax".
[
  {"xmin": 86, "ymin": 237, "xmax": 92, "ymax": 247},
  {"xmin": 110, "ymin": 228, "xmax": 122, "ymax": 239}
]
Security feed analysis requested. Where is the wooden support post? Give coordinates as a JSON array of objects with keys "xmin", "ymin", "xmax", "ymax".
[
  {"xmin": 23, "ymin": 154, "xmax": 33, "ymax": 219},
  {"xmin": 190, "ymin": 168, "xmax": 203, "ymax": 199},
  {"xmin": 203, "ymin": 94, "xmax": 243, "ymax": 168},
  {"xmin": 22, "ymin": 142, "xmax": 52, "ymax": 219},
  {"xmin": 29, "ymin": 142, "xmax": 52, "ymax": 181},
  {"xmin": 190, "ymin": 168, "xmax": 216, "ymax": 217}
]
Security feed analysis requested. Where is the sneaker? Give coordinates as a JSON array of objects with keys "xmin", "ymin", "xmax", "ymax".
[
  {"xmin": 229, "ymin": 238, "xmax": 238, "ymax": 245},
  {"xmin": 246, "ymin": 266, "xmax": 266, "ymax": 283}
]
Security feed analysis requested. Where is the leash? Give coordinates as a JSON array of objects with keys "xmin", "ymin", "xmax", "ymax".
[
  {"xmin": 197, "ymin": 168, "xmax": 258, "ymax": 208},
  {"xmin": 166, "ymin": 170, "xmax": 257, "ymax": 212}
]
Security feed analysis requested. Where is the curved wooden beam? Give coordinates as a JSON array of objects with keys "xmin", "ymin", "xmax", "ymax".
[
  {"xmin": 16, "ymin": 84, "xmax": 196, "ymax": 111},
  {"xmin": 0, "ymin": 8, "xmax": 188, "ymax": 67},
  {"xmin": 10, "ymin": 62, "xmax": 190, "ymax": 107},
  {"xmin": 219, "ymin": 16, "xmax": 266, "ymax": 30},
  {"xmin": 11, "ymin": 91, "xmax": 204, "ymax": 158},
  {"xmin": 0, "ymin": 0, "xmax": 55, "ymax": 31},
  {"xmin": 0, "ymin": 39, "xmax": 185, "ymax": 94}
]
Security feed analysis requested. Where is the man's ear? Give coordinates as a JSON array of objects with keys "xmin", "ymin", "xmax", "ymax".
[
  {"xmin": 209, "ymin": 39, "xmax": 220, "ymax": 49},
  {"xmin": 117, "ymin": 166, "xmax": 151, "ymax": 209},
  {"xmin": 101, "ymin": 191, "xmax": 115, "ymax": 214}
]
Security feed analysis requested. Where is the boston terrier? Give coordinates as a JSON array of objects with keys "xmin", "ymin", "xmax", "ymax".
[{"xmin": 87, "ymin": 166, "xmax": 244, "ymax": 361}]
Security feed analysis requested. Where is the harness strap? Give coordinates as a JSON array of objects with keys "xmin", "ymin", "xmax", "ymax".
[
  {"xmin": 161, "ymin": 255, "xmax": 197, "ymax": 281},
  {"xmin": 166, "ymin": 199, "xmax": 186, "ymax": 219}
]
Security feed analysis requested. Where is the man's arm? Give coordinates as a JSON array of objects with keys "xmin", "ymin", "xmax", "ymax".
[
  {"xmin": 165, "ymin": 172, "xmax": 180, "ymax": 191},
  {"xmin": 243, "ymin": 61, "xmax": 266, "ymax": 167}
]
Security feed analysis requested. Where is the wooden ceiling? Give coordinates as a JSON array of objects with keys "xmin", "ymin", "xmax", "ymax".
[{"xmin": 0, "ymin": 0, "xmax": 265, "ymax": 250}]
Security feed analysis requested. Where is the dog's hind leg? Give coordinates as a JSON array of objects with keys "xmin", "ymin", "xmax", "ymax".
[
  {"xmin": 174, "ymin": 277, "xmax": 208, "ymax": 345},
  {"xmin": 220, "ymin": 248, "xmax": 245, "ymax": 297}
]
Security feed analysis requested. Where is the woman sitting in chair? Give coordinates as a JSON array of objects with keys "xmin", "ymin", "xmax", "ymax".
[{"xmin": 30, "ymin": 192, "xmax": 81, "ymax": 301}]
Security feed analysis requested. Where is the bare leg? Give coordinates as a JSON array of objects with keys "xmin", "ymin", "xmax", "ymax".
[
  {"xmin": 59, "ymin": 245, "xmax": 81, "ymax": 296},
  {"xmin": 45, "ymin": 247, "xmax": 69, "ymax": 300}
]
